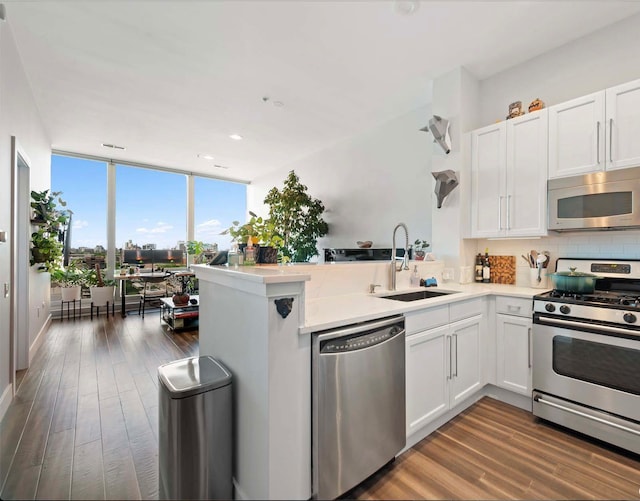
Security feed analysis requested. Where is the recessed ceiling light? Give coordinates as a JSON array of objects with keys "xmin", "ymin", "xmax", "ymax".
[
  {"xmin": 214, "ymin": 164, "xmax": 230, "ymax": 170},
  {"xmin": 229, "ymin": 134, "xmax": 243, "ymax": 141},
  {"xmin": 394, "ymin": 1, "xmax": 419, "ymax": 15},
  {"xmin": 101, "ymin": 143, "xmax": 126, "ymax": 150},
  {"xmin": 198, "ymin": 154, "xmax": 215, "ymax": 160}
]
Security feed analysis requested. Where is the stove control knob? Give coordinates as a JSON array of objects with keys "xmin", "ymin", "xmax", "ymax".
[
  {"xmin": 559, "ymin": 305, "xmax": 571, "ymax": 315},
  {"xmin": 545, "ymin": 303, "xmax": 556, "ymax": 313},
  {"xmin": 623, "ymin": 313, "xmax": 637, "ymax": 324}
]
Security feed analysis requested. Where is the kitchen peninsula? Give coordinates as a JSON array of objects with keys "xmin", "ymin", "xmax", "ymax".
[{"xmin": 193, "ymin": 261, "xmax": 541, "ymax": 500}]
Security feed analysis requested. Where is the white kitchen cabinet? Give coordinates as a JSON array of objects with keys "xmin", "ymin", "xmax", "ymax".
[
  {"xmin": 449, "ymin": 315, "xmax": 483, "ymax": 407},
  {"xmin": 495, "ymin": 296, "xmax": 532, "ymax": 396},
  {"xmin": 405, "ymin": 299, "xmax": 485, "ymax": 437},
  {"xmin": 470, "ymin": 110, "xmax": 548, "ymax": 238},
  {"xmin": 549, "ymin": 78, "xmax": 640, "ymax": 178},
  {"xmin": 406, "ymin": 324, "xmax": 449, "ymax": 436},
  {"xmin": 606, "ymin": 78, "xmax": 640, "ymax": 171}
]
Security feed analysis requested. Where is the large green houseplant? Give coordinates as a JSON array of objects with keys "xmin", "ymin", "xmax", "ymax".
[
  {"xmin": 30, "ymin": 189, "xmax": 70, "ymax": 271},
  {"xmin": 264, "ymin": 171, "xmax": 328, "ymax": 262}
]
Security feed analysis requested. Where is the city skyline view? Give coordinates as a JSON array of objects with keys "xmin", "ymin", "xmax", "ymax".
[{"xmin": 51, "ymin": 155, "xmax": 247, "ymax": 251}]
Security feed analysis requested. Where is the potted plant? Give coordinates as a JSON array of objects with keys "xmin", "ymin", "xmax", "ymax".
[
  {"xmin": 221, "ymin": 211, "xmax": 261, "ymax": 246},
  {"xmin": 413, "ymin": 239, "xmax": 430, "ymax": 260},
  {"xmin": 50, "ymin": 262, "xmax": 85, "ymax": 301},
  {"xmin": 186, "ymin": 240, "xmax": 205, "ymax": 268},
  {"xmin": 264, "ymin": 170, "xmax": 328, "ymax": 262},
  {"xmin": 85, "ymin": 263, "xmax": 116, "ymax": 309},
  {"xmin": 30, "ymin": 189, "xmax": 70, "ymax": 271}
]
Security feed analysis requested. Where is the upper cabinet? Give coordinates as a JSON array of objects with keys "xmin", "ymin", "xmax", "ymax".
[
  {"xmin": 549, "ymin": 78, "xmax": 640, "ymax": 179},
  {"xmin": 470, "ymin": 110, "xmax": 548, "ymax": 238}
]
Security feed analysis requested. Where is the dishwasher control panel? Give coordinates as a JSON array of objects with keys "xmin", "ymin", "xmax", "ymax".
[{"xmin": 320, "ymin": 325, "xmax": 402, "ymax": 353}]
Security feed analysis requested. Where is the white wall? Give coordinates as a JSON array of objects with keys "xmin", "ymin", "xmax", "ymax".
[
  {"xmin": 0, "ymin": 15, "xmax": 52, "ymax": 417},
  {"xmin": 248, "ymin": 106, "xmax": 433, "ymax": 260},
  {"xmin": 478, "ymin": 13, "xmax": 640, "ymax": 127},
  {"xmin": 468, "ymin": 12, "xmax": 640, "ymax": 281}
]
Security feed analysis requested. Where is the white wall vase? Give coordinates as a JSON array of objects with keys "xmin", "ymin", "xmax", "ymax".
[
  {"xmin": 90, "ymin": 285, "xmax": 115, "ymax": 306},
  {"xmin": 61, "ymin": 285, "xmax": 82, "ymax": 301}
]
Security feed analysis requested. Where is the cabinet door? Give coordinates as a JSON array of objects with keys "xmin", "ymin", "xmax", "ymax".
[
  {"xmin": 496, "ymin": 314, "xmax": 532, "ymax": 396},
  {"xmin": 405, "ymin": 325, "xmax": 449, "ymax": 436},
  {"xmin": 470, "ymin": 123, "xmax": 506, "ymax": 238},
  {"xmin": 506, "ymin": 110, "xmax": 548, "ymax": 237},
  {"xmin": 449, "ymin": 315, "xmax": 482, "ymax": 407},
  {"xmin": 548, "ymin": 91, "xmax": 605, "ymax": 179},
  {"xmin": 606, "ymin": 78, "xmax": 640, "ymax": 171}
]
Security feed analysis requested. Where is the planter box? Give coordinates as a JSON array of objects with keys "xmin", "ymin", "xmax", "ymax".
[
  {"xmin": 90, "ymin": 285, "xmax": 115, "ymax": 306},
  {"xmin": 61, "ymin": 286, "xmax": 82, "ymax": 301}
]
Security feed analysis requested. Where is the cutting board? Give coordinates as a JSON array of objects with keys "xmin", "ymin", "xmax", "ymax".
[{"xmin": 488, "ymin": 255, "xmax": 516, "ymax": 284}]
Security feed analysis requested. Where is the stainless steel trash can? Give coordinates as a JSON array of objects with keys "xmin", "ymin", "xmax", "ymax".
[{"xmin": 158, "ymin": 356, "xmax": 232, "ymax": 500}]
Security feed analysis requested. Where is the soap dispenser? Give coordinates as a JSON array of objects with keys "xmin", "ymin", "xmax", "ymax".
[{"xmin": 410, "ymin": 265, "xmax": 421, "ymax": 286}]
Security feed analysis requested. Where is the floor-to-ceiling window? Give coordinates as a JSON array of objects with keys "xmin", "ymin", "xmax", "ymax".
[
  {"xmin": 50, "ymin": 153, "xmax": 247, "ymax": 306},
  {"xmin": 194, "ymin": 176, "xmax": 247, "ymax": 252},
  {"xmin": 51, "ymin": 155, "xmax": 108, "ymax": 270},
  {"xmin": 116, "ymin": 164, "xmax": 187, "ymax": 269}
]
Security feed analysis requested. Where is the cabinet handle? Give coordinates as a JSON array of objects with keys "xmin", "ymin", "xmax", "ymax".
[
  {"xmin": 596, "ymin": 121, "xmax": 601, "ymax": 164},
  {"xmin": 447, "ymin": 335, "xmax": 453, "ymax": 380},
  {"xmin": 498, "ymin": 196, "xmax": 503, "ymax": 230},
  {"xmin": 453, "ymin": 333, "xmax": 458, "ymax": 378},
  {"xmin": 506, "ymin": 195, "xmax": 511, "ymax": 230},
  {"xmin": 609, "ymin": 118, "xmax": 614, "ymax": 163},
  {"xmin": 507, "ymin": 304, "xmax": 521, "ymax": 312},
  {"xmin": 528, "ymin": 327, "xmax": 532, "ymax": 369}
]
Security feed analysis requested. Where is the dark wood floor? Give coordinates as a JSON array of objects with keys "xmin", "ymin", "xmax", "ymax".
[
  {"xmin": 0, "ymin": 312, "xmax": 197, "ymax": 501},
  {"xmin": 351, "ymin": 397, "xmax": 640, "ymax": 500},
  {"xmin": 2, "ymin": 314, "xmax": 639, "ymax": 500}
]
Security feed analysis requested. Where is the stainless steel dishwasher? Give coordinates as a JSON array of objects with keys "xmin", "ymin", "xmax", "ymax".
[{"xmin": 312, "ymin": 315, "xmax": 406, "ymax": 500}]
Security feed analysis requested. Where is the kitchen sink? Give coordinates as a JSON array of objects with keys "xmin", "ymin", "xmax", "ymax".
[{"xmin": 380, "ymin": 289, "xmax": 458, "ymax": 302}]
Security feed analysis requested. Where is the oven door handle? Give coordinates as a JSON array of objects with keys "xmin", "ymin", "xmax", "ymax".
[
  {"xmin": 534, "ymin": 395, "xmax": 640, "ymax": 437},
  {"xmin": 536, "ymin": 316, "xmax": 640, "ymax": 337}
]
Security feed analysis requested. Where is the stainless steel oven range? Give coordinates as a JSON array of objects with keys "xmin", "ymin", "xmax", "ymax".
[{"xmin": 532, "ymin": 258, "xmax": 640, "ymax": 454}]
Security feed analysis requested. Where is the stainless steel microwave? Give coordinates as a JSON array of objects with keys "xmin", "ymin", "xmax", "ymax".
[{"xmin": 548, "ymin": 166, "xmax": 640, "ymax": 231}]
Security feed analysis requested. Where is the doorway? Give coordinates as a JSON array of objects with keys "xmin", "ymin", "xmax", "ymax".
[{"xmin": 10, "ymin": 136, "xmax": 30, "ymax": 394}]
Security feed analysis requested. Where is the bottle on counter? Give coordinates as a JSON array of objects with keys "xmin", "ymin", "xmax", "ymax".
[
  {"xmin": 482, "ymin": 248, "xmax": 491, "ymax": 283},
  {"xmin": 244, "ymin": 236, "xmax": 256, "ymax": 265},
  {"xmin": 228, "ymin": 241, "xmax": 240, "ymax": 267},
  {"xmin": 410, "ymin": 265, "xmax": 421, "ymax": 286},
  {"xmin": 474, "ymin": 253, "xmax": 483, "ymax": 282}
]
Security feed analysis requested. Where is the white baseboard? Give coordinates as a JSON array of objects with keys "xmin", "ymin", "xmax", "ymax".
[
  {"xmin": 0, "ymin": 382, "xmax": 13, "ymax": 423},
  {"xmin": 29, "ymin": 314, "xmax": 51, "ymax": 364}
]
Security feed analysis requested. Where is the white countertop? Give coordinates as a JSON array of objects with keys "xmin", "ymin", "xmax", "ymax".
[{"xmin": 301, "ymin": 282, "xmax": 549, "ymax": 333}]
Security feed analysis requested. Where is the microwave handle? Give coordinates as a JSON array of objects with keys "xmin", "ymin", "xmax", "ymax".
[{"xmin": 596, "ymin": 121, "xmax": 600, "ymax": 165}]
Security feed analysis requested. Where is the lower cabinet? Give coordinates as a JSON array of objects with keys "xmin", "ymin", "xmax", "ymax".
[
  {"xmin": 496, "ymin": 314, "xmax": 532, "ymax": 395},
  {"xmin": 449, "ymin": 315, "xmax": 483, "ymax": 407},
  {"xmin": 406, "ymin": 325, "xmax": 449, "ymax": 435},
  {"xmin": 405, "ymin": 302, "xmax": 484, "ymax": 437},
  {"xmin": 495, "ymin": 295, "xmax": 533, "ymax": 396}
]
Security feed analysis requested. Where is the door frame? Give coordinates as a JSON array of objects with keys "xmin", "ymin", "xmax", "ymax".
[{"xmin": 10, "ymin": 136, "xmax": 31, "ymax": 394}]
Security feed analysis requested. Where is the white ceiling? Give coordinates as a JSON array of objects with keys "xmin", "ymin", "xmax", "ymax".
[{"xmin": 7, "ymin": 1, "xmax": 640, "ymax": 182}]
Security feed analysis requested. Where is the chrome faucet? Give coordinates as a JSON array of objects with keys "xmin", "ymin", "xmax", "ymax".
[{"xmin": 390, "ymin": 223, "xmax": 409, "ymax": 290}]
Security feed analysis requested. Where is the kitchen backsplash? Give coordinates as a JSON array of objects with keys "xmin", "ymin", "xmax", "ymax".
[
  {"xmin": 474, "ymin": 229, "xmax": 640, "ymax": 286},
  {"xmin": 284, "ymin": 261, "xmax": 446, "ymax": 299}
]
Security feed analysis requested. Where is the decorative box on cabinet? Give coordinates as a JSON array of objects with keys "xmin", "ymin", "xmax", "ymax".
[
  {"xmin": 470, "ymin": 110, "xmax": 548, "ymax": 238},
  {"xmin": 548, "ymin": 77, "xmax": 640, "ymax": 179}
]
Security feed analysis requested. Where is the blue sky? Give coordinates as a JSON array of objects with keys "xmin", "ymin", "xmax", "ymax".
[{"xmin": 51, "ymin": 155, "xmax": 247, "ymax": 250}]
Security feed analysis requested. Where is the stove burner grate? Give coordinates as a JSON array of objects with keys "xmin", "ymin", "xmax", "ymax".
[{"xmin": 545, "ymin": 289, "xmax": 640, "ymax": 308}]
